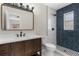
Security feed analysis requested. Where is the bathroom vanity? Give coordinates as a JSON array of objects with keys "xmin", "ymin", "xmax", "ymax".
[
  {"xmin": 0, "ymin": 37, "xmax": 41, "ymax": 56},
  {"xmin": 0, "ymin": 4, "xmax": 42, "ymax": 56}
]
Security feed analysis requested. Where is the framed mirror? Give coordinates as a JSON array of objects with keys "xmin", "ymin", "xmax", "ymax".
[
  {"xmin": 64, "ymin": 11, "xmax": 74, "ymax": 30},
  {"xmin": 1, "ymin": 4, "xmax": 34, "ymax": 31}
]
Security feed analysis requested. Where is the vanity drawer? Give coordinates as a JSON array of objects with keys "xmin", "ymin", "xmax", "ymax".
[
  {"xmin": 11, "ymin": 41, "xmax": 25, "ymax": 56},
  {"xmin": 0, "ymin": 44, "xmax": 11, "ymax": 56},
  {"xmin": 25, "ymin": 40, "xmax": 34, "ymax": 56}
]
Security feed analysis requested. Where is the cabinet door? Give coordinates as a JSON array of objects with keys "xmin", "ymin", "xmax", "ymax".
[
  {"xmin": 33, "ymin": 38, "xmax": 41, "ymax": 52},
  {"xmin": 11, "ymin": 41, "xmax": 25, "ymax": 56},
  {"xmin": 25, "ymin": 40, "xmax": 34, "ymax": 56},
  {"xmin": 0, "ymin": 43, "xmax": 11, "ymax": 56}
]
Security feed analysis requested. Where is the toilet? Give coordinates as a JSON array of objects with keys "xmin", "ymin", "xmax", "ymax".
[
  {"xmin": 44, "ymin": 43, "xmax": 56, "ymax": 52},
  {"xmin": 42, "ymin": 43, "xmax": 56, "ymax": 56},
  {"xmin": 42, "ymin": 36, "xmax": 56, "ymax": 52},
  {"xmin": 42, "ymin": 36, "xmax": 56, "ymax": 55}
]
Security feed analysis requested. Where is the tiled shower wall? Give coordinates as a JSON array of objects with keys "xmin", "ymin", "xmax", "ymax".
[{"xmin": 57, "ymin": 3, "xmax": 79, "ymax": 52}]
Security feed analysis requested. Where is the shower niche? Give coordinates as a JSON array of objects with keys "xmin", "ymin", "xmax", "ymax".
[{"xmin": 1, "ymin": 3, "xmax": 34, "ymax": 31}]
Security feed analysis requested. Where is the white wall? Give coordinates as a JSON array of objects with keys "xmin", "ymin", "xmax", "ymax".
[
  {"xmin": 28, "ymin": 4, "xmax": 48, "ymax": 35},
  {"xmin": 42, "ymin": 7, "xmax": 56, "ymax": 45},
  {"xmin": 0, "ymin": 3, "xmax": 48, "ymax": 39},
  {"xmin": 47, "ymin": 8, "xmax": 56, "ymax": 44}
]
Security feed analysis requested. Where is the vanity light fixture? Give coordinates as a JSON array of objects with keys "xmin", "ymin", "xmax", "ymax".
[
  {"xmin": 31, "ymin": 7, "xmax": 34, "ymax": 12},
  {"xmin": 20, "ymin": 3, "xmax": 23, "ymax": 7},
  {"xmin": 3, "ymin": 3, "xmax": 34, "ymax": 12},
  {"xmin": 26, "ymin": 5, "xmax": 29, "ymax": 11}
]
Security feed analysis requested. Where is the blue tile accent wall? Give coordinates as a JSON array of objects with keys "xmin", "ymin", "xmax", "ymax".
[{"xmin": 57, "ymin": 3, "xmax": 79, "ymax": 52}]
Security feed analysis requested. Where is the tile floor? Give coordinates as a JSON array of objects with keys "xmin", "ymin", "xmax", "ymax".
[{"xmin": 42, "ymin": 46, "xmax": 64, "ymax": 56}]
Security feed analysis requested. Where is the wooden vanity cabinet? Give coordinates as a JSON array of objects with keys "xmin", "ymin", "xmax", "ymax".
[
  {"xmin": 0, "ymin": 38, "xmax": 41, "ymax": 56},
  {"xmin": 0, "ymin": 43, "xmax": 11, "ymax": 56},
  {"xmin": 24, "ymin": 40, "xmax": 34, "ymax": 56},
  {"xmin": 33, "ymin": 38, "xmax": 41, "ymax": 55},
  {"xmin": 11, "ymin": 41, "xmax": 25, "ymax": 56}
]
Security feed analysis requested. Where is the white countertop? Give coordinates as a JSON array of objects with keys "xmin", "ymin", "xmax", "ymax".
[{"xmin": 0, "ymin": 35, "xmax": 42, "ymax": 44}]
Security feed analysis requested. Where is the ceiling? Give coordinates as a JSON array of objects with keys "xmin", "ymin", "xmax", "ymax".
[{"xmin": 43, "ymin": 3, "xmax": 71, "ymax": 10}]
